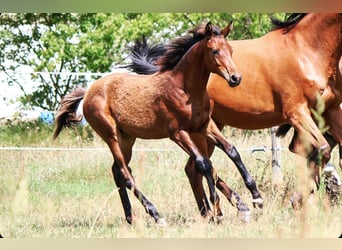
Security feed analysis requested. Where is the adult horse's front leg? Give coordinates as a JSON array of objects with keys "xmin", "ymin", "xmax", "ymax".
[
  {"xmin": 288, "ymin": 103, "xmax": 331, "ymax": 162},
  {"xmin": 324, "ymin": 104, "xmax": 342, "ymax": 169},
  {"xmin": 206, "ymin": 119, "xmax": 263, "ymax": 209}
]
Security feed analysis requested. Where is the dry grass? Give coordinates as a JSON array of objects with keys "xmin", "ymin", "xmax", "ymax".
[{"xmin": 0, "ymin": 126, "xmax": 341, "ymax": 238}]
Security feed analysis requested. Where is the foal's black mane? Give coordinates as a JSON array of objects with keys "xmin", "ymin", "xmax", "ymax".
[
  {"xmin": 157, "ymin": 23, "xmax": 221, "ymax": 72},
  {"xmin": 125, "ymin": 37, "xmax": 167, "ymax": 75},
  {"xmin": 271, "ymin": 13, "xmax": 307, "ymax": 33}
]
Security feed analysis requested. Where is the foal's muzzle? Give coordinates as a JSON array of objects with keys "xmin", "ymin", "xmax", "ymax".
[{"xmin": 228, "ymin": 73, "xmax": 242, "ymax": 87}]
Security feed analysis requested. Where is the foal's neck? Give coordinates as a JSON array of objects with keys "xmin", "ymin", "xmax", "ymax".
[{"xmin": 172, "ymin": 41, "xmax": 211, "ymax": 95}]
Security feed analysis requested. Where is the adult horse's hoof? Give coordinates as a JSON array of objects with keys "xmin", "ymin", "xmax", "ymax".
[
  {"xmin": 252, "ymin": 198, "xmax": 264, "ymax": 210},
  {"xmin": 323, "ymin": 163, "xmax": 341, "ymax": 204},
  {"xmin": 237, "ymin": 210, "xmax": 251, "ymax": 223}
]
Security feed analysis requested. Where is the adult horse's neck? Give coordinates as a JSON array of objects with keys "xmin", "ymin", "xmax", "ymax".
[
  {"xmin": 172, "ymin": 40, "xmax": 211, "ymax": 95},
  {"xmin": 292, "ymin": 14, "xmax": 342, "ymax": 74}
]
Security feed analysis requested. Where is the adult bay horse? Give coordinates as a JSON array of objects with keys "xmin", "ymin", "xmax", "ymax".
[
  {"xmin": 53, "ymin": 21, "xmax": 250, "ymax": 225},
  {"xmin": 125, "ymin": 13, "xmax": 342, "ymax": 208},
  {"xmin": 207, "ymin": 13, "xmax": 342, "ymax": 204}
]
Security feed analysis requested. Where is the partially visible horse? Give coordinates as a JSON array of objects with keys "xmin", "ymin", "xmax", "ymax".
[
  {"xmin": 125, "ymin": 13, "xmax": 342, "ymax": 208},
  {"xmin": 53, "ymin": 21, "xmax": 250, "ymax": 224}
]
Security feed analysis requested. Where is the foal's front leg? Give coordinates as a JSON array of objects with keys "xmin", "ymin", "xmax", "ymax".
[{"xmin": 171, "ymin": 130, "xmax": 222, "ymax": 220}]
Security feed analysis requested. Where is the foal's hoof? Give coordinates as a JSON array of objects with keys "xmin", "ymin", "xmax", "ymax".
[
  {"xmin": 290, "ymin": 192, "xmax": 303, "ymax": 210},
  {"xmin": 209, "ymin": 215, "xmax": 224, "ymax": 224},
  {"xmin": 252, "ymin": 198, "xmax": 264, "ymax": 210},
  {"xmin": 156, "ymin": 217, "xmax": 168, "ymax": 227},
  {"xmin": 237, "ymin": 210, "xmax": 251, "ymax": 223}
]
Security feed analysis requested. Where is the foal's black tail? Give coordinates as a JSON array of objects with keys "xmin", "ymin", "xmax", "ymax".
[
  {"xmin": 53, "ymin": 88, "xmax": 86, "ymax": 139},
  {"xmin": 124, "ymin": 37, "xmax": 165, "ymax": 75}
]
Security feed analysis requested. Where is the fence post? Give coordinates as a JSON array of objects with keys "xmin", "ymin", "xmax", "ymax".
[{"xmin": 271, "ymin": 127, "xmax": 283, "ymax": 186}]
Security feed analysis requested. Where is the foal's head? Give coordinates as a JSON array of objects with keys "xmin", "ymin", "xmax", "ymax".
[
  {"xmin": 202, "ymin": 22, "xmax": 241, "ymax": 87},
  {"xmin": 157, "ymin": 21, "xmax": 241, "ymax": 87}
]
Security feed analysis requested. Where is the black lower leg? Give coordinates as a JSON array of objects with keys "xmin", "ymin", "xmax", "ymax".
[
  {"xmin": 307, "ymin": 152, "xmax": 321, "ymax": 191},
  {"xmin": 112, "ymin": 162, "xmax": 133, "ymax": 223},
  {"xmin": 222, "ymin": 144, "xmax": 262, "ymax": 203},
  {"xmin": 132, "ymin": 188, "xmax": 160, "ymax": 223},
  {"xmin": 194, "ymin": 157, "xmax": 219, "ymax": 211},
  {"xmin": 232, "ymin": 191, "xmax": 249, "ymax": 212}
]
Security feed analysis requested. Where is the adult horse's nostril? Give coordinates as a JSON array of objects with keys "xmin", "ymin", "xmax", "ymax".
[{"xmin": 229, "ymin": 73, "xmax": 242, "ymax": 87}]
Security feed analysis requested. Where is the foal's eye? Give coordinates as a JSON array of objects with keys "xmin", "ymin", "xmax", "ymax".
[{"xmin": 213, "ymin": 49, "xmax": 219, "ymax": 55}]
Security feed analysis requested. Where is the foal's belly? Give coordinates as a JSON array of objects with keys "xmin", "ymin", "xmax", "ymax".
[{"xmin": 114, "ymin": 107, "xmax": 170, "ymax": 139}]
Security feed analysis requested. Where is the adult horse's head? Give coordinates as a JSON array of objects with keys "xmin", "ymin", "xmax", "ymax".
[{"xmin": 204, "ymin": 21, "xmax": 241, "ymax": 87}]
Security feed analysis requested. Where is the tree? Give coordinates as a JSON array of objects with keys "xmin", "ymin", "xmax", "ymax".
[{"xmin": 0, "ymin": 13, "xmax": 285, "ymax": 111}]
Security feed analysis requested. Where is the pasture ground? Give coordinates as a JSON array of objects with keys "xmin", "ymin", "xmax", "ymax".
[{"xmin": 0, "ymin": 122, "xmax": 341, "ymax": 238}]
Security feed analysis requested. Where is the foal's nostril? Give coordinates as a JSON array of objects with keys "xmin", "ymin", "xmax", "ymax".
[{"xmin": 229, "ymin": 74, "xmax": 242, "ymax": 87}]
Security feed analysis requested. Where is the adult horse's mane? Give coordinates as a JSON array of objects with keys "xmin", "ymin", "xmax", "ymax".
[
  {"xmin": 271, "ymin": 13, "xmax": 307, "ymax": 33},
  {"xmin": 157, "ymin": 23, "xmax": 221, "ymax": 72}
]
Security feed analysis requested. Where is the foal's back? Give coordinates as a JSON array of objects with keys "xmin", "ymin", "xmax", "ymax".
[{"xmin": 83, "ymin": 72, "xmax": 171, "ymax": 139}]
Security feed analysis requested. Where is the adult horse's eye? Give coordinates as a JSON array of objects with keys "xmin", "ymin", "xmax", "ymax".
[{"xmin": 213, "ymin": 49, "xmax": 219, "ymax": 55}]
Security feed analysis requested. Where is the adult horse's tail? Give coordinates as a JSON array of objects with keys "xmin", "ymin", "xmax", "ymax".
[
  {"xmin": 276, "ymin": 124, "xmax": 292, "ymax": 137},
  {"xmin": 124, "ymin": 37, "xmax": 165, "ymax": 75},
  {"xmin": 53, "ymin": 88, "xmax": 86, "ymax": 139}
]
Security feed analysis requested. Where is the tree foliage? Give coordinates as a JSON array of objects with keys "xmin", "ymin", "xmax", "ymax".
[{"xmin": 0, "ymin": 13, "xmax": 285, "ymax": 111}]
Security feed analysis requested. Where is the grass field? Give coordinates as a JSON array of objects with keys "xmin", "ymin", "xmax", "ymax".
[{"xmin": 0, "ymin": 122, "xmax": 341, "ymax": 238}]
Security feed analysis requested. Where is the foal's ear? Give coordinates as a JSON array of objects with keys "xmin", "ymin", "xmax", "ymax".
[
  {"xmin": 221, "ymin": 21, "xmax": 233, "ymax": 37},
  {"xmin": 205, "ymin": 22, "xmax": 213, "ymax": 39}
]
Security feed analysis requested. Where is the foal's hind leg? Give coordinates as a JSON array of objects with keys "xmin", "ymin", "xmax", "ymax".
[
  {"xmin": 85, "ymin": 111, "xmax": 162, "ymax": 224},
  {"xmin": 112, "ymin": 161, "xmax": 133, "ymax": 223},
  {"xmin": 107, "ymin": 135, "xmax": 162, "ymax": 224}
]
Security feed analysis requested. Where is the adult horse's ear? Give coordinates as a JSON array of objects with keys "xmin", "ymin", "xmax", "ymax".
[
  {"xmin": 205, "ymin": 22, "xmax": 213, "ymax": 39},
  {"xmin": 221, "ymin": 21, "xmax": 233, "ymax": 37}
]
